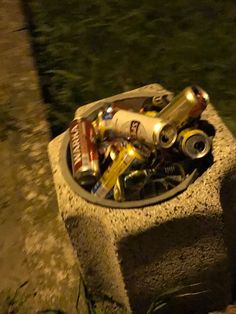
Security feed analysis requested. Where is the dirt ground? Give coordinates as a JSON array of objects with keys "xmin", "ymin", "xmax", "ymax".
[
  {"xmin": 0, "ymin": 137, "xmax": 34, "ymax": 313},
  {"xmin": 0, "ymin": 0, "xmax": 88, "ymax": 312}
]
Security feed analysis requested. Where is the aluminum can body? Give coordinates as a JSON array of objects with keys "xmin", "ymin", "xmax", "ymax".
[
  {"xmin": 113, "ymin": 169, "xmax": 150, "ymax": 201},
  {"xmin": 151, "ymin": 93, "xmax": 173, "ymax": 109},
  {"xmin": 158, "ymin": 86, "xmax": 209, "ymax": 129},
  {"xmin": 113, "ymin": 175, "xmax": 126, "ymax": 202},
  {"xmin": 143, "ymin": 111, "xmax": 159, "ymax": 118},
  {"xmin": 92, "ymin": 143, "xmax": 144, "ymax": 199},
  {"xmin": 140, "ymin": 93, "xmax": 173, "ymax": 113},
  {"xmin": 111, "ymin": 110, "xmax": 177, "ymax": 148},
  {"xmin": 93, "ymin": 104, "xmax": 116, "ymax": 139},
  {"xmin": 177, "ymin": 128, "xmax": 211, "ymax": 159},
  {"xmin": 69, "ymin": 119, "xmax": 100, "ymax": 187}
]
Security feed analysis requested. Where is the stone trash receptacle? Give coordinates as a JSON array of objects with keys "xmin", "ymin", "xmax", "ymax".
[{"xmin": 48, "ymin": 84, "xmax": 236, "ymax": 313}]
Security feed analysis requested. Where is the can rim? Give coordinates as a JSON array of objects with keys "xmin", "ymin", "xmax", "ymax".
[{"xmin": 181, "ymin": 130, "xmax": 211, "ymax": 159}]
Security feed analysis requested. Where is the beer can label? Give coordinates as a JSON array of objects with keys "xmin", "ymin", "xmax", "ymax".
[
  {"xmin": 87, "ymin": 121, "xmax": 99, "ymax": 163},
  {"xmin": 69, "ymin": 119, "xmax": 99, "ymax": 180},
  {"xmin": 69, "ymin": 119, "xmax": 83, "ymax": 174},
  {"xmin": 92, "ymin": 181, "xmax": 110, "ymax": 198},
  {"xmin": 112, "ymin": 110, "xmax": 162, "ymax": 144},
  {"xmin": 130, "ymin": 120, "xmax": 141, "ymax": 138},
  {"xmin": 92, "ymin": 143, "xmax": 143, "ymax": 198}
]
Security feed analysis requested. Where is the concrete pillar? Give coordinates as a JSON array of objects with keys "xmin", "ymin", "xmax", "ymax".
[{"xmin": 48, "ymin": 84, "xmax": 236, "ymax": 313}]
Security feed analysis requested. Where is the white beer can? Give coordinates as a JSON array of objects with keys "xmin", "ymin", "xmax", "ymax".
[{"xmin": 111, "ymin": 110, "xmax": 177, "ymax": 148}]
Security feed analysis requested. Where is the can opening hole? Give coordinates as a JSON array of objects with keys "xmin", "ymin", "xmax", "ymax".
[
  {"xmin": 192, "ymin": 85, "xmax": 201, "ymax": 95},
  {"xmin": 191, "ymin": 85, "xmax": 208, "ymax": 107},
  {"xmin": 79, "ymin": 175, "xmax": 97, "ymax": 189},
  {"xmin": 194, "ymin": 141, "xmax": 205, "ymax": 152},
  {"xmin": 161, "ymin": 134, "xmax": 170, "ymax": 143}
]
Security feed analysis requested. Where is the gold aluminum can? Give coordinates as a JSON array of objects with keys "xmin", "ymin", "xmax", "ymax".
[
  {"xmin": 177, "ymin": 128, "xmax": 211, "ymax": 159},
  {"xmin": 158, "ymin": 86, "xmax": 209, "ymax": 129},
  {"xmin": 92, "ymin": 143, "xmax": 144, "ymax": 199}
]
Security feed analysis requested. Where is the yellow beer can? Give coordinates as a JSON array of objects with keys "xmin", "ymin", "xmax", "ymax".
[
  {"xmin": 92, "ymin": 143, "xmax": 144, "ymax": 199},
  {"xmin": 158, "ymin": 86, "xmax": 210, "ymax": 129}
]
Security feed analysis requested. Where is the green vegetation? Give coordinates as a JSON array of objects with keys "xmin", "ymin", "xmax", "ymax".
[{"xmin": 27, "ymin": 0, "xmax": 236, "ymax": 136}]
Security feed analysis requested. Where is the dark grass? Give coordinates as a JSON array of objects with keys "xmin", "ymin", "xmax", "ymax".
[{"xmin": 26, "ymin": 0, "xmax": 236, "ymax": 137}]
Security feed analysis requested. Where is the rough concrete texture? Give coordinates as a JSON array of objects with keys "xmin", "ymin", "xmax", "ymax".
[
  {"xmin": 0, "ymin": 0, "xmax": 88, "ymax": 313},
  {"xmin": 48, "ymin": 84, "xmax": 236, "ymax": 314},
  {"xmin": 210, "ymin": 304, "xmax": 236, "ymax": 314}
]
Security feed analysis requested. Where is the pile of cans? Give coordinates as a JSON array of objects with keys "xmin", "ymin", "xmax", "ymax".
[{"xmin": 69, "ymin": 86, "xmax": 215, "ymax": 202}]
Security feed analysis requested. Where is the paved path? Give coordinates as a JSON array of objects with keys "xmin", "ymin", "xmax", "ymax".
[
  {"xmin": 0, "ymin": 140, "xmax": 29, "ymax": 290},
  {"xmin": 0, "ymin": 0, "xmax": 88, "ymax": 313},
  {"xmin": 0, "ymin": 1, "xmax": 34, "ymax": 310}
]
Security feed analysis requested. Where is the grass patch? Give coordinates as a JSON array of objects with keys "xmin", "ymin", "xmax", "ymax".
[{"xmin": 26, "ymin": 0, "xmax": 236, "ymax": 136}]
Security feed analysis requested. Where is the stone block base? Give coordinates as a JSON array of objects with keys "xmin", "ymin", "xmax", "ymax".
[{"xmin": 48, "ymin": 84, "xmax": 236, "ymax": 313}]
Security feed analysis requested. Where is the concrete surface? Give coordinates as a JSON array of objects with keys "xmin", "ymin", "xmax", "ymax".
[
  {"xmin": 210, "ymin": 304, "xmax": 236, "ymax": 314},
  {"xmin": 0, "ymin": 0, "xmax": 88, "ymax": 313},
  {"xmin": 48, "ymin": 86, "xmax": 236, "ymax": 313}
]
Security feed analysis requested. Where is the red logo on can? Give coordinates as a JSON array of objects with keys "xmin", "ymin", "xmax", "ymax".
[
  {"xmin": 130, "ymin": 120, "xmax": 140, "ymax": 137},
  {"xmin": 69, "ymin": 120, "xmax": 82, "ymax": 172}
]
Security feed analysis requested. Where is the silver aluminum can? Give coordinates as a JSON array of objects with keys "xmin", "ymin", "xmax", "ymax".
[{"xmin": 111, "ymin": 109, "xmax": 177, "ymax": 148}]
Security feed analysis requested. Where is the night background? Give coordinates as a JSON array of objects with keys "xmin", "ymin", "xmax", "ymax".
[{"xmin": 27, "ymin": 0, "xmax": 236, "ymax": 136}]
